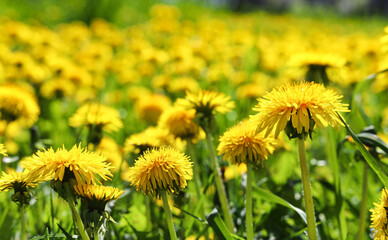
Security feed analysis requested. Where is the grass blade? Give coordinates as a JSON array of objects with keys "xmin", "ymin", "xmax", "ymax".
[{"xmin": 337, "ymin": 113, "xmax": 388, "ymax": 187}]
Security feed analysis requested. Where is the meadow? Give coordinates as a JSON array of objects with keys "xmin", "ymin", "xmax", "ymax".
[{"xmin": 0, "ymin": 1, "xmax": 387, "ymax": 240}]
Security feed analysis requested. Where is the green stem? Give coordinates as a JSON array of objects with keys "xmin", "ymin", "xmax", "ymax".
[
  {"xmin": 67, "ymin": 196, "xmax": 90, "ymax": 240},
  {"xmin": 297, "ymin": 138, "xmax": 317, "ymax": 240},
  {"xmin": 187, "ymin": 141, "xmax": 202, "ymax": 203},
  {"xmin": 145, "ymin": 196, "xmax": 152, "ymax": 231},
  {"xmin": 356, "ymin": 162, "xmax": 368, "ymax": 240},
  {"xmin": 21, "ymin": 204, "xmax": 26, "ymax": 240},
  {"xmin": 246, "ymin": 163, "xmax": 254, "ymax": 240},
  {"xmin": 204, "ymin": 127, "xmax": 235, "ymax": 233},
  {"xmin": 50, "ymin": 191, "xmax": 55, "ymax": 240},
  {"xmin": 93, "ymin": 228, "xmax": 99, "ymax": 240},
  {"xmin": 162, "ymin": 191, "xmax": 178, "ymax": 240},
  {"xmin": 187, "ymin": 141, "xmax": 210, "ymax": 240}
]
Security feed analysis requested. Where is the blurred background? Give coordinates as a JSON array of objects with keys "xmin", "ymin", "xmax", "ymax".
[{"xmin": 0, "ymin": 0, "xmax": 387, "ymax": 26}]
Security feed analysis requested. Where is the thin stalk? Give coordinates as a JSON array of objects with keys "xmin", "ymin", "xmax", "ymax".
[
  {"xmin": 297, "ymin": 138, "xmax": 317, "ymax": 240},
  {"xmin": 187, "ymin": 141, "xmax": 210, "ymax": 240},
  {"xmin": 21, "ymin": 204, "xmax": 26, "ymax": 240},
  {"xmin": 162, "ymin": 191, "xmax": 178, "ymax": 240},
  {"xmin": 204, "ymin": 127, "xmax": 235, "ymax": 232},
  {"xmin": 50, "ymin": 190, "xmax": 55, "ymax": 240},
  {"xmin": 93, "ymin": 229, "xmax": 99, "ymax": 240},
  {"xmin": 246, "ymin": 163, "xmax": 254, "ymax": 240},
  {"xmin": 356, "ymin": 163, "xmax": 368, "ymax": 240},
  {"xmin": 67, "ymin": 196, "xmax": 90, "ymax": 240},
  {"xmin": 145, "ymin": 196, "xmax": 152, "ymax": 231}
]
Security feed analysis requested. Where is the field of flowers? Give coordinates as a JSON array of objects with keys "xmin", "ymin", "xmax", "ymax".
[{"xmin": 0, "ymin": 1, "xmax": 388, "ymax": 240}]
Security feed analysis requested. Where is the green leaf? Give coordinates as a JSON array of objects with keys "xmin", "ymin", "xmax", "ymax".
[
  {"xmin": 56, "ymin": 223, "xmax": 73, "ymax": 240},
  {"xmin": 337, "ymin": 113, "xmax": 388, "ymax": 187},
  {"xmin": 30, "ymin": 233, "xmax": 66, "ymax": 240},
  {"xmin": 356, "ymin": 132, "xmax": 388, "ymax": 155},
  {"xmin": 252, "ymin": 186, "xmax": 307, "ymax": 224},
  {"xmin": 206, "ymin": 209, "xmax": 243, "ymax": 240}
]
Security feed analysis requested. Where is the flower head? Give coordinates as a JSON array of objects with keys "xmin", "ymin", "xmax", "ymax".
[
  {"xmin": 158, "ymin": 106, "xmax": 204, "ymax": 141},
  {"xmin": 74, "ymin": 184, "xmax": 124, "ymax": 211},
  {"xmin": 177, "ymin": 89, "xmax": 235, "ymax": 117},
  {"xmin": 127, "ymin": 146, "xmax": 193, "ymax": 197},
  {"xmin": 134, "ymin": 93, "xmax": 171, "ymax": 124},
  {"xmin": 21, "ymin": 144, "xmax": 112, "ymax": 185},
  {"xmin": 0, "ymin": 144, "xmax": 7, "ymax": 156},
  {"xmin": 0, "ymin": 84, "xmax": 40, "ymax": 127},
  {"xmin": 251, "ymin": 82, "xmax": 350, "ymax": 140},
  {"xmin": 370, "ymin": 188, "xmax": 388, "ymax": 239},
  {"xmin": 69, "ymin": 102, "xmax": 123, "ymax": 133},
  {"xmin": 177, "ymin": 89, "xmax": 235, "ymax": 130},
  {"xmin": 217, "ymin": 120, "xmax": 276, "ymax": 166},
  {"xmin": 0, "ymin": 168, "xmax": 48, "ymax": 205},
  {"xmin": 124, "ymin": 126, "xmax": 185, "ymax": 155}
]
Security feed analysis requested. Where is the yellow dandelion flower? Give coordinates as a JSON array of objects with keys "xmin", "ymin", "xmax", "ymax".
[
  {"xmin": 0, "ymin": 84, "xmax": 40, "ymax": 127},
  {"xmin": 177, "ymin": 89, "xmax": 235, "ymax": 117},
  {"xmin": 217, "ymin": 120, "xmax": 276, "ymax": 166},
  {"xmin": 134, "ymin": 93, "xmax": 171, "ymax": 124},
  {"xmin": 94, "ymin": 137, "xmax": 126, "ymax": 173},
  {"xmin": 0, "ymin": 168, "xmax": 48, "ymax": 205},
  {"xmin": 128, "ymin": 147, "xmax": 193, "ymax": 197},
  {"xmin": 0, "ymin": 144, "xmax": 7, "ymax": 156},
  {"xmin": 251, "ymin": 82, "xmax": 349, "ymax": 140},
  {"xmin": 21, "ymin": 144, "xmax": 112, "ymax": 185},
  {"xmin": 158, "ymin": 106, "xmax": 204, "ymax": 141},
  {"xmin": 69, "ymin": 102, "xmax": 123, "ymax": 133},
  {"xmin": 74, "ymin": 184, "xmax": 124, "ymax": 209},
  {"xmin": 370, "ymin": 188, "xmax": 388, "ymax": 239},
  {"xmin": 40, "ymin": 78, "xmax": 76, "ymax": 99},
  {"xmin": 124, "ymin": 126, "xmax": 185, "ymax": 155}
]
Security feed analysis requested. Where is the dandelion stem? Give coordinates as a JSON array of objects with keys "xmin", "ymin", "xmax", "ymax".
[
  {"xmin": 246, "ymin": 163, "xmax": 254, "ymax": 240},
  {"xmin": 356, "ymin": 162, "xmax": 368, "ymax": 240},
  {"xmin": 93, "ymin": 228, "xmax": 99, "ymax": 240},
  {"xmin": 204, "ymin": 127, "xmax": 235, "ymax": 233},
  {"xmin": 187, "ymin": 141, "xmax": 202, "ymax": 202},
  {"xmin": 297, "ymin": 138, "xmax": 317, "ymax": 240},
  {"xmin": 162, "ymin": 191, "xmax": 178, "ymax": 240},
  {"xmin": 66, "ymin": 194, "xmax": 90, "ymax": 240},
  {"xmin": 21, "ymin": 204, "xmax": 26, "ymax": 240}
]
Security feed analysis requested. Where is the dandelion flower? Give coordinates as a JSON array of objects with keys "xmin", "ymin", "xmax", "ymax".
[
  {"xmin": 21, "ymin": 144, "xmax": 112, "ymax": 185},
  {"xmin": 217, "ymin": 120, "xmax": 276, "ymax": 166},
  {"xmin": 124, "ymin": 126, "xmax": 185, "ymax": 155},
  {"xmin": 0, "ymin": 144, "xmax": 7, "ymax": 156},
  {"xmin": 177, "ymin": 89, "xmax": 235, "ymax": 118},
  {"xmin": 158, "ymin": 106, "xmax": 204, "ymax": 141},
  {"xmin": 0, "ymin": 84, "xmax": 40, "ymax": 127},
  {"xmin": 69, "ymin": 102, "xmax": 123, "ymax": 133},
  {"xmin": 251, "ymin": 82, "xmax": 349, "ymax": 140},
  {"xmin": 128, "ymin": 147, "xmax": 193, "ymax": 197},
  {"xmin": 74, "ymin": 184, "xmax": 124, "ymax": 211},
  {"xmin": 0, "ymin": 168, "xmax": 48, "ymax": 205},
  {"xmin": 370, "ymin": 188, "xmax": 388, "ymax": 239},
  {"xmin": 134, "ymin": 93, "xmax": 171, "ymax": 124}
]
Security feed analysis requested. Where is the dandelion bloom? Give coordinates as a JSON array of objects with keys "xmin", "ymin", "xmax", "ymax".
[
  {"xmin": 0, "ymin": 169, "xmax": 47, "ymax": 205},
  {"xmin": 134, "ymin": 93, "xmax": 171, "ymax": 124},
  {"xmin": 158, "ymin": 106, "xmax": 204, "ymax": 141},
  {"xmin": 128, "ymin": 147, "xmax": 193, "ymax": 197},
  {"xmin": 69, "ymin": 102, "xmax": 123, "ymax": 133},
  {"xmin": 0, "ymin": 84, "xmax": 40, "ymax": 127},
  {"xmin": 370, "ymin": 188, "xmax": 388, "ymax": 239},
  {"xmin": 74, "ymin": 184, "xmax": 124, "ymax": 211},
  {"xmin": 21, "ymin": 144, "xmax": 112, "ymax": 185},
  {"xmin": 217, "ymin": 120, "xmax": 276, "ymax": 166},
  {"xmin": 251, "ymin": 82, "xmax": 349, "ymax": 139},
  {"xmin": 124, "ymin": 126, "xmax": 185, "ymax": 155},
  {"xmin": 0, "ymin": 144, "xmax": 7, "ymax": 156},
  {"xmin": 177, "ymin": 89, "xmax": 235, "ymax": 118}
]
